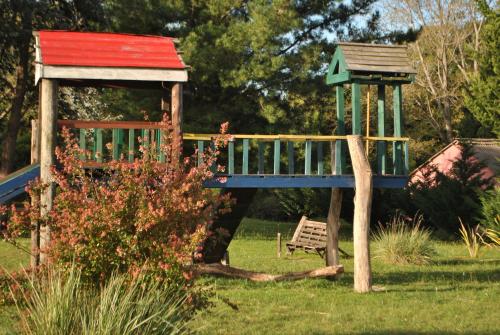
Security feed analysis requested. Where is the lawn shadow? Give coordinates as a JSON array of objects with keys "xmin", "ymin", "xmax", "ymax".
[
  {"xmin": 376, "ymin": 268, "xmax": 500, "ymax": 285},
  {"xmin": 317, "ymin": 331, "xmax": 499, "ymax": 335},
  {"xmin": 432, "ymin": 258, "xmax": 500, "ymax": 266}
]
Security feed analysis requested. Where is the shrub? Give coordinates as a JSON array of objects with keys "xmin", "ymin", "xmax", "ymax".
[
  {"xmin": 373, "ymin": 214, "xmax": 435, "ymax": 265},
  {"xmin": 1, "ymin": 117, "xmax": 233, "ymax": 285},
  {"xmin": 14, "ymin": 265, "xmax": 193, "ymax": 335},
  {"xmin": 405, "ymin": 142, "xmax": 493, "ymax": 236},
  {"xmin": 479, "ymin": 186, "xmax": 500, "ymax": 230}
]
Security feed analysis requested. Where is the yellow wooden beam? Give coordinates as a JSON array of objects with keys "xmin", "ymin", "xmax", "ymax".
[{"xmin": 183, "ymin": 133, "xmax": 409, "ymax": 142}]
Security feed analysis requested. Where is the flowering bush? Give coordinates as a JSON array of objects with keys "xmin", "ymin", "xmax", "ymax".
[{"xmin": 1, "ymin": 116, "xmax": 233, "ymax": 285}]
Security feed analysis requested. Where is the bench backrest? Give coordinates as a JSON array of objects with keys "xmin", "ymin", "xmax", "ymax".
[{"xmin": 291, "ymin": 216, "xmax": 327, "ymax": 248}]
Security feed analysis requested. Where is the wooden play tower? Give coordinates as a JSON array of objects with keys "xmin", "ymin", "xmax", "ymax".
[{"xmin": 0, "ymin": 32, "xmax": 415, "ymax": 292}]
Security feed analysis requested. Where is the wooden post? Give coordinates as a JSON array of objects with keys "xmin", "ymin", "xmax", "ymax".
[
  {"xmin": 352, "ymin": 83, "xmax": 362, "ymax": 135},
  {"xmin": 277, "ymin": 232, "xmax": 282, "ymax": 258},
  {"xmin": 393, "ymin": 84, "xmax": 404, "ymax": 175},
  {"xmin": 39, "ymin": 79, "xmax": 58, "ymax": 264},
  {"xmin": 335, "ymin": 85, "xmax": 346, "ymax": 175},
  {"xmin": 377, "ymin": 85, "xmax": 386, "ymax": 175},
  {"xmin": 347, "ymin": 135, "xmax": 372, "ymax": 293},
  {"xmin": 30, "ymin": 120, "xmax": 40, "ymax": 268},
  {"xmin": 171, "ymin": 83, "xmax": 183, "ymax": 156},
  {"xmin": 326, "ymin": 188, "xmax": 343, "ymax": 267}
]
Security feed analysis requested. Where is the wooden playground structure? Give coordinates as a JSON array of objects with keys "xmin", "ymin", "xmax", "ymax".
[{"xmin": 0, "ymin": 31, "xmax": 416, "ymax": 292}]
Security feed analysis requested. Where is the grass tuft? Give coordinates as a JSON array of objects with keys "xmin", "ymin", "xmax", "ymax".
[
  {"xmin": 12, "ymin": 265, "xmax": 191, "ymax": 335},
  {"xmin": 373, "ymin": 214, "xmax": 435, "ymax": 265}
]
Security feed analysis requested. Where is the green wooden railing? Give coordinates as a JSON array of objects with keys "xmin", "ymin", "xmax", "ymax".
[{"xmin": 57, "ymin": 120, "xmax": 410, "ymax": 175}]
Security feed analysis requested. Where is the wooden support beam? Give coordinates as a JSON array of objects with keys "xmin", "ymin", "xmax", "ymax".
[
  {"xmin": 377, "ymin": 85, "xmax": 386, "ymax": 175},
  {"xmin": 393, "ymin": 84, "xmax": 404, "ymax": 175},
  {"xmin": 352, "ymin": 82, "xmax": 362, "ymax": 135},
  {"xmin": 39, "ymin": 79, "xmax": 58, "ymax": 264},
  {"xmin": 335, "ymin": 86, "xmax": 346, "ymax": 174},
  {"xmin": 347, "ymin": 135, "xmax": 373, "ymax": 293},
  {"xmin": 171, "ymin": 83, "xmax": 183, "ymax": 156},
  {"xmin": 30, "ymin": 120, "xmax": 40, "ymax": 268},
  {"xmin": 326, "ymin": 187, "xmax": 343, "ymax": 268}
]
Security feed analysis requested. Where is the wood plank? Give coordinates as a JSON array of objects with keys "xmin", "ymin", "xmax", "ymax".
[
  {"xmin": 58, "ymin": 120, "xmax": 169, "ymax": 129},
  {"xmin": 305, "ymin": 140, "xmax": 312, "ymax": 175},
  {"xmin": 242, "ymin": 139, "xmax": 249, "ymax": 175},
  {"xmin": 393, "ymin": 84, "xmax": 404, "ymax": 175},
  {"xmin": 128, "ymin": 129, "xmax": 135, "ymax": 162},
  {"xmin": 335, "ymin": 86, "xmax": 346, "ymax": 174},
  {"xmin": 352, "ymin": 82, "xmax": 362, "ymax": 135},
  {"xmin": 377, "ymin": 85, "xmax": 386, "ymax": 175},
  {"xmin": 228, "ymin": 140, "xmax": 235, "ymax": 175},
  {"xmin": 197, "ymin": 140, "xmax": 204, "ymax": 166},
  {"xmin": 274, "ymin": 139, "xmax": 280, "ymax": 175}
]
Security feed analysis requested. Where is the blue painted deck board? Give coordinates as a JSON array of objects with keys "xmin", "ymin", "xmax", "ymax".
[
  {"xmin": 0, "ymin": 164, "xmax": 40, "ymax": 204},
  {"xmin": 204, "ymin": 175, "xmax": 408, "ymax": 189}
]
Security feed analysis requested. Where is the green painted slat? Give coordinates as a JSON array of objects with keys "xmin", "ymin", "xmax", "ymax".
[
  {"xmin": 242, "ymin": 139, "xmax": 249, "ymax": 175},
  {"xmin": 158, "ymin": 130, "xmax": 165, "ymax": 163},
  {"xmin": 287, "ymin": 141, "xmax": 294, "ymax": 175},
  {"xmin": 112, "ymin": 129, "xmax": 120, "ymax": 160},
  {"xmin": 305, "ymin": 140, "xmax": 312, "ymax": 175},
  {"xmin": 210, "ymin": 142, "xmax": 216, "ymax": 173},
  {"xmin": 335, "ymin": 85, "xmax": 346, "ymax": 174},
  {"xmin": 258, "ymin": 142, "xmax": 265, "ymax": 174},
  {"xmin": 404, "ymin": 141, "xmax": 409, "ymax": 175},
  {"xmin": 79, "ymin": 129, "xmax": 86, "ymax": 161},
  {"xmin": 128, "ymin": 129, "xmax": 135, "ymax": 162},
  {"xmin": 228, "ymin": 140, "xmax": 235, "ymax": 175},
  {"xmin": 143, "ymin": 129, "xmax": 150, "ymax": 151},
  {"xmin": 95, "ymin": 129, "xmax": 103, "ymax": 163},
  {"xmin": 352, "ymin": 82, "xmax": 362, "ymax": 135},
  {"xmin": 197, "ymin": 140, "xmax": 204, "ymax": 166},
  {"xmin": 377, "ymin": 85, "xmax": 386, "ymax": 175},
  {"xmin": 393, "ymin": 84, "xmax": 404, "ymax": 175},
  {"xmin": 317, "ymin": 142, "xmax": 324, "ymax": 175},
  {"xmin": 274, "ymin": 139, "xmax": 280, "ymax": 175}
]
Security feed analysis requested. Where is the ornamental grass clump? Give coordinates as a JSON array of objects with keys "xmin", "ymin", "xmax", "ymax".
[
  {"xmin": 14, "ymin": 265, "xmax": 192, "ymax": 335},
  {"xmin": 373, "ymin": 214, "xmax": 435, "ymax": 265}
]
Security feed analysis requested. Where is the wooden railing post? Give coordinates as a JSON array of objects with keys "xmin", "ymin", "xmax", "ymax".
[
  {"xmin": 39, "ymin": 79, "xmax": 58, "ymax": 264},
  {"xmin": 347, "ymin": 135, "xmax": 372, "ymax": 293},
  {"xmin": 171, "ymin": 83, "xmax": 183, "ymax": 157},
  {"xmin": 30, "ymin": 120, "xmax": 40, "ymax": 268}
]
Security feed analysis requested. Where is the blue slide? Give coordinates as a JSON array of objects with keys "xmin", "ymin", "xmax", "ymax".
[{"xmin": 0, "ymin": 164, "xmax": 40, "ymax": 204}]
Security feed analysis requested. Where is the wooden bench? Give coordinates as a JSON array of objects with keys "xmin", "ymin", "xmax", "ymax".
[
  {"xmin": 286, "ymin": 216, "xmax": 350, "ymax": 258},
  {"xmin": 286, "ymin": 216, "xmax": 328, "ymax": 257}
]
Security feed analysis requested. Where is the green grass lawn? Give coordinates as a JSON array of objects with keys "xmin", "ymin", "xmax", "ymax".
[{"xmin": 1, "ymin": 219, "xmax": 499, "ymax": 334}]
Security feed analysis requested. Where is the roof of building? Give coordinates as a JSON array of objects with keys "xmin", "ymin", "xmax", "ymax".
[
  {"xmin": 34, "ymin": 31, "xmax": 188, "ymax": 86},
  {"xmin": 410, "ymin": 138, "xmax": 500, "ymax": 177},
  {"xmin": 337, "ymin": 42, "xmax": 416, "ymax": 74}
]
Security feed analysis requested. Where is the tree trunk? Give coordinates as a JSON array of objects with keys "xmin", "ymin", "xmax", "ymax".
[
  {"xmin": 193, "ymin": 263, "xmax": 344, "ymax": 282},
  {"xmin": 442, "ymin": 100, "xmax": 453, "ymax": 142},
  {"xmin": 326, "ymin": 188, "xmax": 342, "ymax": 266},
  {"xmin": 0, "ymin": 7, "xmax": 32, "ymax": 177},
  {"xmin": 347, "ymin": 135, "xmax": 373, "ymax": 293}
]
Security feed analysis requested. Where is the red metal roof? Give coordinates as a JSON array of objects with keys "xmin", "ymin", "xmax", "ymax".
[{"xmin": 37, "ymin": 31, "xmax": 185, "ymax": 69}]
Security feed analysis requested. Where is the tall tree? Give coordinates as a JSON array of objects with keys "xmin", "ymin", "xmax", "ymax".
[
  {"xmin": 0, "ymin": 0, "xmax": 105, "ymax": 177},
  {"xmin": 464, "ymin": 0, "xmax": 500, "ymax": 137},
  {"xmin": 381, "ymin": 0, "xmax": 486, "ymax": 143}
]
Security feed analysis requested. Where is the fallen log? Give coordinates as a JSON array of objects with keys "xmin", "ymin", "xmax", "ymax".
[{"xmin": 193, "ymin": 263, "xmax": 344, "ymax": 282}]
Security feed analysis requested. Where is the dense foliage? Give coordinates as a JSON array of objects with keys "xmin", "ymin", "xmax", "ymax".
[{"xmin": 1, "ymin": 118, "xmax": 233, "ymax": 284}]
